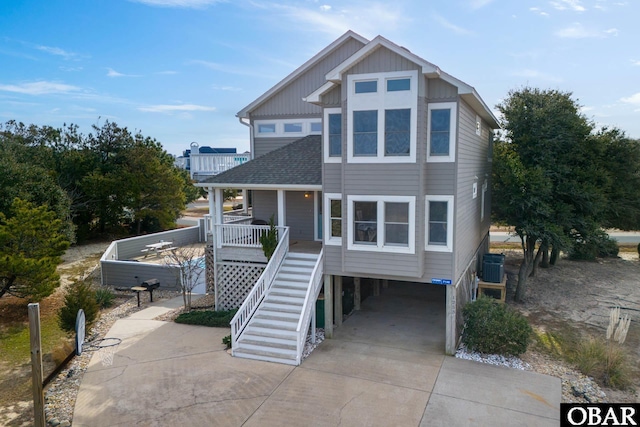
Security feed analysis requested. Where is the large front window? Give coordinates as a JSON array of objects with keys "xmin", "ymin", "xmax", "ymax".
[
  {"xmin": 347, "ymin": 195, "xmax": 415, "ymax": 254},
  {"xmin": 347, "ymin": 70, "xmax": 418, "ymax": 163},
  {"xmin": 425, "ymin": 195, "xmax": 454, "ymax": 252}
]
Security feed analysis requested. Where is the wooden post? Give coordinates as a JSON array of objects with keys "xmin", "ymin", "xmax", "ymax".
[
  {"xmin": 334, "ymin": 275, "xmax": 343, "ymax": 327},
  {"xmin": 28, "ymin": 303, "xmax": 45, "ymax": 427},
  {"xmin": 373, "ymin": 279, "xmax": 380, "ymax": 297},
  {"xmin": 324, "ymin": 274, "xmax": 333, "ymax": 338},
  {"xmin": 354, "ymin": 277, "xmax": 361, "ymax": 310},
  {"xmin": 382, "ymin": 279, "xmax": 388, "ymax": 289}
]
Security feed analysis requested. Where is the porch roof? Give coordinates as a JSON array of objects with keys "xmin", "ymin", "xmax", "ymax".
[{"xmin": 196, "ymin": 135, "xmax": 321, "ymax": 189}]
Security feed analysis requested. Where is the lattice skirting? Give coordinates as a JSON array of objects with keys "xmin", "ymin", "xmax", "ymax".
[
  {"xmin": 216, "ymin": 262, "xmax": 265, "ymax": 311},
  {"xmin": 205, "ymin": 246, "xmax": 215, "ymax": 294}
]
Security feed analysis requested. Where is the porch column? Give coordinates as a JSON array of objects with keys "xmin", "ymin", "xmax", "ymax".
[
  {"xmin": 241, "ymin": 189, "xmax": 248, "ymax": 214},
  {"xmin": 334, "ymin": 275, "xmax": 343, "ymax": 327},
  {"xmin": 354, "ymin": 277, "xmax": 361, "ymax": 310},
  {"xmin": 445, "ymin": 285, "xmax": 457, "ymax": 355},
  {"xmin": 324, "ymin": 274, "xmax": 333, "ymax": 338},
  {"xmin": 277, "ymin": 189, "xmax": 286, "ymax": 227},
  {"xmin": 214, "ymin": 188, "xmax": 224, "ymax": 226},
  {"xmin": 382, "ymin": 279, "xmax": 389, "ymax": 289},
  {"xmin": 207, "ymin": 187, "xmax": 215, "ymax": 232}
]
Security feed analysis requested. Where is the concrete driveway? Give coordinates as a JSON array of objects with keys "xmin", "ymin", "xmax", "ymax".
[{"xmin": 73, "ymin": 285, "xmax": 560, "ymax": 426}]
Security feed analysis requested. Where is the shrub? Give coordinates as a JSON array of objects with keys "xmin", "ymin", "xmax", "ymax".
[
  {"xmin": 222, "ymin": 335, "xmax": 232, "ymax": 349},
  {"xmin": 175, "ymin": 309, "xmax": 238, "ymax": 327},
  {"xmin": 94, "ymin": 287, "xmax": 115, "ymax": 309},
  {"xmin": 572, "ymin": 337, "xmax": 631, "ymax": 389},
  {"xmin": 259, "ymin": 215, "xmax": 278, "ymax": 261},
  {"xmin": 569, "ymin": 230, "xmax": 619, "ymax": 260},
  {"xmin": 462, "ymin": 296, "xmax": 532, "ymax": 356},
  {"xmin": 58, "ymin": 279, "xmax": 100, "ymax": 332}
]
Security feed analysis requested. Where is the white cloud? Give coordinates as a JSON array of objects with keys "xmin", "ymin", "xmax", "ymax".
[
  {"xmin": 212, "ymin": 84, "xmax": 242, "ymax": 91},
  {"xmin": 529, "ymin": 7, "xmax": 550, "ymax": 16},
  {"xmin": 0, "ymin": 81, "xmax": 81, "ymax": 95},
  {"xmin": 550, "ymin": 0, "xmax": 586, "ymax": 12},
  {"xmin": 433, "ymin": 14, "xmax": 473, "ymax": 36},
  {"xmin": 319, "ymin": 4, "xmax": 331, "ymax": 11},
  {"xmin": 631, "ymin": 60, "xmax": 640, "ymax": 66},
  {"xmin": 555, "ymin": 22, "xmax": 616, "ymax": 38},
  {"xmin": 35, "ymin": 45, "xmax": 78, "ymax": 59},
  {"xmin": 620, "ymin": 93, "xmax": 640, "ymax": 105},
  {"xmin": 106, "ymin": 68, "xmax": 141, "ymax": 78},
  {"xmin": 138, "ymin": 103, "xmax": 217, "ymax": 113},
  {"xmin": 128, "ymin": 0, "xmax": 223, "ymax": 8}
]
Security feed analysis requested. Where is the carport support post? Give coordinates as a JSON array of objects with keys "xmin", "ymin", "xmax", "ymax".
[
  {"xmin": 445, "ymin": 285, "xmax": 457, "ymax": 355},
  {"xmin": 324, "ymin": 274, "xmax": 333, "ymax": 338},
  {"xmin": 373, "ymin": 279, "xmax": 380, "ymax": 297},
  {"xmin": 354, "ymin": 277, "xmax": 361, "ymax": 310},
  {"xmin": 334, "ymin": 275, "xmax": 343, "ymax": 327},
  {"xmin": 382, "ymin": 279, "xmax": 388, "ymax": 288}
]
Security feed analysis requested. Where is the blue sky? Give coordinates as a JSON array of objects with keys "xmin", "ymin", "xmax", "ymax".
[{"xmin": 0, "ymin": 0, "xmax": 638, "ymax": 156}]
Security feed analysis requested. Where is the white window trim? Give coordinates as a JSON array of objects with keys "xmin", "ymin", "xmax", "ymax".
[
  {"xmin": 425, "ymin": 195, "xmax": 454, "ymax": 253},
  {"xmin": 324, "ymin": 108, "xmax": 342, "ymax": 164},
  {"xmin": 427, "ymin": 102, "xmax": 457, "ymax": 163},
  {"xmin": 347, "ymin": 70, "xmax": 418, "ymax": 164},
  {"xmin": 347, "ymin": 195, "xmax": 416, "ymax": 254},
  {"xmin": 254, "ymin": 118, "xmax": 322, "ymax": 138},
  {"xmin": 476, "ymin": 114, "xmax": 481, "ymax": 136},
  {"xmin": 323, "ymin": 193, "xmax": 343, "ymax": 246}
]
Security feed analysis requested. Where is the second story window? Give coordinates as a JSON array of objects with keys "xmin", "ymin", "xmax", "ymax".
[
  {"xmin": 328, "ymin": 113, "xmax": 342, "ymax": 157},
  {"xmin": 427, "ymin": 102, "xmax": 457, "ymax": 163},
  {"xmin": 258, "ymin": 123, "xmax": 276, "ymax": 134},
  {"xmin": 347, "ymin": 70, "xmax": 418, "ymax": 163},
  {"xmin": 425, "ymin": 195, "xmax": 454, "ymax": 252},
  {"xmin": 284, "ymin": 123, "xmax": 303, "ymax": 133}
]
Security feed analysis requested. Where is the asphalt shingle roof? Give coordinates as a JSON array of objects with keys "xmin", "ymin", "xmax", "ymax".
[{"xmin": 200, "ymin": 135, "xmax": 321, "ymax": 186}]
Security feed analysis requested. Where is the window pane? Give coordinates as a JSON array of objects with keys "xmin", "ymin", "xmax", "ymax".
[
  {"xmin": 328, "ymin": 113, "xmax": 342, "ymax": 157},
  {"xmin": 284, "ymin": 123, "xmax": 303, "ymax": 133},
  {"xmin": 310, "ymin": 122, "xmax": 322, "ymax": 132},
  {"xmin": 385, "ymin": 202, "xmax": 409, "ymax": 246},
  {"xmin": 431, "ymin": 109, "xmax": 450, "ymax": 131},
  {"xmin": 331, "ymin": 219, "xmax": 342, "ymax": 237},
  {"xmin": 354, "ymin": 201, "xmax": 377, "ymax": 243},
  {"xmin": 353, "ymin": 110, "xmax": 377, "ymax": 156},
  {"xmin": 387, "ymin": 78, "xmax": 410, "ymax": 92},
  {"xmin": 330, "ymin": 200, "xmax": 342, "ymax": 218},
  {"xmin": 429, "ymin": 201, "xmax": 448, "ymax": 245},
  {"xmin": 385, "ymin": 109, "xmax": 410, "ymax": 156},
  {"xmin": 258, "ymin": 124, "xmax": 276, "ymax": 133},
  {"xmin": 355, "ymin": 80, "xmax": 377, "ymax": 93},
  {"xmin": 430, "ymin": 132, "xmax": 450, "ymax": 156},
  {"xmin": 386, "ymin": 224, "xmax": 409, "ymax": 245}
]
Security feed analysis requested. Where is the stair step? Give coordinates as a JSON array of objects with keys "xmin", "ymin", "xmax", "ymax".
[
  {"xmin": 283, "ymin": 259, "xmax": 317, "ymax": 268},
  {"xmin": 279, "ymin": 265, "xmax": 314, "ymax": 274},
  {"xmin": 287, "ymin": 253, "xmax": 319, "ymax": 260},
  {"xmin": 234, "ymin": 343, "xmax": 297, "ymax": 358},
  {"xmin": 240, "ymin": 334, "xmax": 296, "ymax": 349},
  {"xmin": 272, "ymin": 280, "xmax": 309, "ymax": 290},
  {"xmin": 266, "ymin": 295, "xmax": 305, "ymax": 305},
  {"xmin": 261, "ymin": 302, "xmax": 303, "ymax": 314},
  {"xmin": 277, "ymin": 273, "xmax": 311, "ymax": 282},
  {"xmin": 270, "ymin": 288, "xmax": 307, "ymax": 298},
  {"xmin": 249, "ymin": 319, "xmax": 297, "ymax": 331},
  {"xmin": 244, "ymin": 325, "xmax": 298, "ymax": 339},
  {"xmin": 232, "ymin": 350, "xmax": 298, "ymax": 365},
  {"xmin": 254, "ymin": 310, "xmax": 299, "ymax": 321}
]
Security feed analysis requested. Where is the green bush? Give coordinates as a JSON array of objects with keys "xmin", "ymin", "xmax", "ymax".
[
  {"xmin": 94, "ymin": 287, "xmax": 115, "ymax": 309},
  {"xmin": 569, "ymin": 230, "xmax": 619, "ymax": 260},
  {"xmin": 222, "ymin": 335, "xmax": 232, "ymax": 349},
  {"xmin": 462, "ymin": 296, "xmax": 532, "ymax": 356},
  {"xmin": 175, "ymin": 309, "xmax": 238, "ymax": 327},
  {"xmin": 572, "ymin": 337, "xmax": 631, "ymax": 389},
  {"xmin": 58, "ymin": 279, "xmax": 100, "ymax": 332}
]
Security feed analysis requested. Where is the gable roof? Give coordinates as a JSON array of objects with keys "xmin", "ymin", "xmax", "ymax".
[
  {"xmin": 236, "ymin": 31, "xmax": 369, "ymax": 119},
  {"xmin": 305, "ymin": 35, "xmax": 499, "ymax": 129},
  {"xmin": 196, "ymin": 135, "xmax": 321, "ymax": 189}
]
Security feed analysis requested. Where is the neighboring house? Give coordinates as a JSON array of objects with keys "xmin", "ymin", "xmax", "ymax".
[
  {"xmin": 176, "ymin": 142, "xmax": 250, "ymax": 181},
  {"xmin": 196, "ymin": 30, "xmax": 499, "ymax": 365}
]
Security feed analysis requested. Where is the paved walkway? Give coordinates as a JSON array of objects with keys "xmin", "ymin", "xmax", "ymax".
[{"xmin": 73, "ymin": 287, "xmax": 560, "ymax": 426}]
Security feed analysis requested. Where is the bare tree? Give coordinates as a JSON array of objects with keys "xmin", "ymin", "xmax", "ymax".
[{"xmin": 163, "ymin": 247, "xmax": 205, "ymax": 312}]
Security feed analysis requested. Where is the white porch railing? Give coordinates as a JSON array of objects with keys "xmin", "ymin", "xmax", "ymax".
[
  {"xmin": 294, "ymin": 248, "xmax": 324, "ymax": 365},
  {"xmin": 230, "ymin": 227, "xmax": 290, "ymax": 350},
  {"xmin": 189, "ymin": 153, "xmax": 249, "ymax": 180},
  {"xmin": 214, "ymin": 224, "xmax": 286, "ymax": 249},
  {"xmin": 203, "ymin": 213, "xmax": 253, "ymax": 237}
]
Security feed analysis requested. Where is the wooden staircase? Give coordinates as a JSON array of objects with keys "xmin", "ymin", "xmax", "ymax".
[{"xmin": 232, "ymin": 252, "xmax": 320, "ymax": 365}]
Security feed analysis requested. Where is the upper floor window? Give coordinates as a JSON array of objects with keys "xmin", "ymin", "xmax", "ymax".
[
  {"xmin": 323, "ymin": 108, "xmax": 342, "ymax": 163},
  {"xmin": 347, "ymin": 70, "xmax": 418, "ymax": 164},
  {"xmin": 427, "ymin": 102, "xmax": 457, "ymax": 163},
  {"xmin": 255, "ymin": 119, "xmax": 321, "ymax": 138},
  {"xmin": 353, "ymin": 110, "xmax": 378, "ymax": 156},
  {"xmin": 324, "ymin": 193, "xmax": 343, "ymax": 245},
  {"xmin": 425, "ymin": 195, "xmax": 454, "ymax": 252},
  {"xmin": 355, "ymin": 80, "xmax": 377, "ymax": 93},
  {"xmin": 386, "ymin": 78, "xmax": 410, "ymax": 92},
  {"xmin": 347, "ymin": 195, "xmax": 416, "ymax": 254},
  {"xmin": 284, "ymin": 123, "xmax": 303, "ymax": 133},
  {"xmin": 258, "ymin": 123, "xmax": 276, "ymax": 134},
  {"xmin": 310, "ymin": 122, "xmax": 322, "ymax": 133}
]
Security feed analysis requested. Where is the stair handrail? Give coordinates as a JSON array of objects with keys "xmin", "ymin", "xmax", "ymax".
[
  {"xmin": 230, "ymin": 227, "xmax": 290, "ymax": 351},
  {"xmin": 294, "ymin": 248, "xmax": 324, "ymax": 365}
]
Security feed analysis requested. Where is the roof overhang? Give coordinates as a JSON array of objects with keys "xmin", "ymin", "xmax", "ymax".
[
  {"xmin": 303, "ymin": 81, "xmax": 336, "ymax": 105},
  {"xmin": 196, "ymin": 183, "xmax": 323, "ymax": 191}
]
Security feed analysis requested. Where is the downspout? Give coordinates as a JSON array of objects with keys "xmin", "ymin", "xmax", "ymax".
[{"xmin": 238, "ymin": 116, "xmax": 254, "ymax": 160}]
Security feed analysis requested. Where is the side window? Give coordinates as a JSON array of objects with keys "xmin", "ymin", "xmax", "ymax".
[
  {"xmin": 427, "ymin": 102, "xmax": 457, "ymax": 163},
  {"xmin": 328, "ymin": 113, "xmax": 342, "ymax": 157},
  {"xmin": 354, "ymin": 201, "xmax": 377, "ymax": 244},
  {"xmin": 353, "ymin": 110, "xmax": 378, "ymax": 156},
  {"xmin": 425, "ymin": 195, "xmax": 454, "ymax": 252},
  {"xmin": 384, "ymin": 202, "xmax": 409, "ymax": 246},
  {"xmin": 330, "ymin": 199, "xmax": 342, "ymax": 238},
  {"xmin": 384, "ymin": 109, "xmax": 410, "ymax": 156}
]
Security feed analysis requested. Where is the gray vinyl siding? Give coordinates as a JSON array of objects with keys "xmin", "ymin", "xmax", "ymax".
[
  {"xmin": 253, "ymin": 190, "xmax": 278, "ymax": 222},
  {"xmin": 345, "ymin": 48, "xmax": 421, "ymax": 75},
  {"xmin": 115, "ymin": 227, "xmax": 201, "ymax": 260},
  {"xmin": 423, "ymin": 252, "xmax": 454, "ymax": 282},
  {"xmin": 427, "ymin": 78, "xmax": 458, "ymax": 100},
  {"xmin": 251, "ymin": 38, "xmax": 365, "ymax": 117},
  {"xmin": 453, "ymin": 99, "xmax": 492, "ymax": 279},
  {"xmin": 324, "ymin": 85, "xmax": 342, "ymax": 107},
  {"xmin": 323, "ymin": 163, "xmax": 342, "ymax": 193},
  {"xmin": 101, "ymin": 261, "xmax": 179, "ymax": 289},
  {"xmin": 254, "ymin": 137, "xmax": 303, "ymax": 158},
  {"xmin": 343, "ymin": 163, "xmax": 420, "ymax": 195},
  {"xmin": 344, "ymin": 252, "xmax": 420, "ymax": 278},
  {"xmin": 285, "ymin": 191, "xmax": 315, "ymax": 241},
  {"xmin": 425, "ymin": 163, "xmax": 456, "ymax": 195},
  {"xmin": 323, "ymin": 245, "xmax": 342, "ymax": 275}
]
